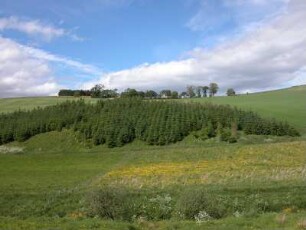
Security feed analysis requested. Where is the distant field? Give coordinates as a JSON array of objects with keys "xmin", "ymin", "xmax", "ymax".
[
  {"xmin": 0, "ymin": 96, "xmax": 98, "ymax": 113},
  {"xmin": 185, "ymin": 85, "xmax": 306, "ymax": 134}
]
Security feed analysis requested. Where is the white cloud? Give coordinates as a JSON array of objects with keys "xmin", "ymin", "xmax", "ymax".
[
  {"xmin": 0, "ymin": 37, "xmax": 60, "ymax": 97},
  {"xmin": 0, "ymin": 16, "xmax": 82, "ymax": 41},
  {"xmin": 88, "ymin": 0, "xmax": 306, "ymax": 93},
  {"xmin": 0, "ymin": 36, "xmax": 101, "ymax": 97},
  {"xmin": 22, "ymin": 46, "xmax": 102, "ymax": 75}
]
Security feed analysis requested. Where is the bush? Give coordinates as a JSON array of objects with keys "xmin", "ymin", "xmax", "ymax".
[
  {"xmin": 175, "ymin": 188, "xmax": 227, "ymax": 219},
  {"xmin": 86, "ymin": 187, "xmax": 131, "ymax": 220},
  {"xmin": 145, "ymin": 194, "xmax": 173, "ymax": 220},
  {"xmin": 220, "ymin": 128, "xmax": 231, "ymax": 142},
  {"xmin": 86, "ymin": 187, "xmax": 174, "ymax": 221},
  {"xmin": 228, "ymin": 136, "xmax": 238, "ymax": 143}
]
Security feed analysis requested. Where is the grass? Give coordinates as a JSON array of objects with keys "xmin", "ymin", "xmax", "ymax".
[
  {"xmin": 1, "ymin": 86, "xmax": 306, "ymax": 228},
  {"xmin": 0, "ymin": 130, "xmax": 306, "ymax": 228},
  {"xmin": 1, "ymin": 211, "xmax": 306, "ymax": 230},
  {"xmin": 0, "ymin": 96, "xmax": 98, "ymax": 114},
  {"xmin": 184, "ymin": 85, "xmax": 306, "ymax": 134},
  {"xmin": 100, "ymin": 141, "xmax": 306, "ymax": 188}
]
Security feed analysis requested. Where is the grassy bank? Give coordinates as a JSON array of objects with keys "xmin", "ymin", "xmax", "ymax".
[{"xmin": 0, "ymin": 131, "xmax": 305, "ymax": 228}]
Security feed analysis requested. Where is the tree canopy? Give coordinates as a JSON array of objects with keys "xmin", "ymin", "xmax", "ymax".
[
  {"xmin": 209, "ymin": 83, "xmax": 219, "ymax": 97},
  {"xmin": 0, "ymin": 99, "xmax": 299, "ymax": 147},
  {"xmin": 227, "ymin": 88, "xmax": 236, "ymax": 96}
]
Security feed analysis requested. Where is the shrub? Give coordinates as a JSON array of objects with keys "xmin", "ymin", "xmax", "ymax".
[
  {"xmin": 228, "ymin": 136, "xmax": 238, "ymax": 143},
  {"xmin": 220, "ymin": 128, "xmax": 231, "ymax": 142},
  {"xmin": 175, "ymin": 188, "xmax": 227, "ymax": 219},
  {"xmin": 145, "ymin": 194, "xmax": 173, "ymax": 220},
  {"xmin": 86, "ymin": 188, "xmax": 174, "ymax": 221},
  {"xmin": 86, "ymin": 187, "xmax": 131, "ymax": 220}
]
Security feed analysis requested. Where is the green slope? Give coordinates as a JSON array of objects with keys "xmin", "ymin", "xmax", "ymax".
[
  {"xmin": 0, "ymin": 85, "xmax": 305, "ymax": 133},
  {"xmin": 186, "ymin": 85, "xmax": 306, "ymax": 134},
  {"xmin": 0, "ymin": 96, "xmax": 98, "ymax": 113},
  {"xmin": 1, "ymin": 86, "xmax": 306, "ymax": 229},
  {"xmin": 0, "ymin": 130, "xmax": 306, "ymax": 229}
]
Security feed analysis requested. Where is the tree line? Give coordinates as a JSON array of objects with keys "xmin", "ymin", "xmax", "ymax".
[
  {"xmin": 0, "ymin": 99, "xmax": 299, "ymax": 147},
  {"xmin": 58, "ymin": 82, "xmax": 237, "ymax": 99}
]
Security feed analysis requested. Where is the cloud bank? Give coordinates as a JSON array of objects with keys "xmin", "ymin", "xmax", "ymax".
[
  {"xmin": 90, "ymin": 0, "xmax": 306, "ymax": 93},
  {"xmin": 0, "ymin": 36, "xmax": 101, "ymax": 97}
]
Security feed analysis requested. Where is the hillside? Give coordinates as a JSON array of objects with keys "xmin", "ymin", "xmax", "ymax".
[
  {"xmin": 0, "ymin": 96, "xmax": 98, "ymax": 114},
  {"xmin": 0, "ymin": 130, "xmax": 306, "ymax": 229},
  {"xmin": 0, "ymin": 87, "xmax": 306, "ymax": 229},
  {"xmin": 0, "ymin": 86, "xmax": 305, "ymax": 134},
  {"xmin": 187, "ymin": 85, "xmax": 306, "ymax": 134},
  {"xmin": 0, "ymin": 99, "xmax": 300, "ymax": 147}
]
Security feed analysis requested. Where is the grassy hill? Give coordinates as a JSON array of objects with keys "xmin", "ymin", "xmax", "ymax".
[
  {"xmin": 1, "ymin": 85, "xmax": 305, "ymax": 134},
  {"xmin": 0, "ymin": 86, "xmax": 306, "ymax": 229},
  {"xmin": 1, "ymin": 130, "xmax": 306, "ymax": 229},
  {"xmin": 0, "ymin": 96, "xmax": 98, "ymax": 113},
  {"xmin": 186, "ymin": 85, "xmax": 306, "ymax": 134}
]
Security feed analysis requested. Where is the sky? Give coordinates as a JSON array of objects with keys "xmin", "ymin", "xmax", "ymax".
[{"xmin": 0, "ymin": 0, "xmax": 305, "ymax": 97}]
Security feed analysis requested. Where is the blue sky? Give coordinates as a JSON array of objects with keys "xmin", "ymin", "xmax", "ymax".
[{"xmin": 0, "ymin": 0, "xmax": 305, "ymax": 97}]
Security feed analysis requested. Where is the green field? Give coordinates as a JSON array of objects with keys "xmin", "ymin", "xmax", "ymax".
[
  {"xmin": 1, "ymin": 87, "xmax": 306, "ymax": 229},
  {"xmin": 1, "ymin": 131, "xmax": 306, "ymax": 229},
  {"xmin": 0, "ymin": 96, "xmax": 99, "ymax": 114},
  {"xmin": 186, "ymin": 85, "xmax": 306, "ymax": 134}
]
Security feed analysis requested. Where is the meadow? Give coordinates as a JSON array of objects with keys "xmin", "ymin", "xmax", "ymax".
[
  {"xmin": 0, "ymin": 96, "xmax": 99, "ymax": 114},
  {"xmin": 0, "ymin": 86, "xmax": 306, "ymax": 229},
  {"xmin": 186, "ymin": 85, "xmax": 306, "ymax": 134},
  {"xmin": 1, "ymin": 130, "xmax": 306, "ymax": 229}
]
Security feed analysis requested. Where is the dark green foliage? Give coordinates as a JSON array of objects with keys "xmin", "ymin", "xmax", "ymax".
[
  {"xmin": 86, "ymin": 187, "xmax": 130, "ymax": 220},
  {"xmin": 0, "ymin": 99, "xmax": 299, "ymax": 146},
  {"xmin": 176, "ymin": 188, "xmax": 227, "ymax": 219},
  {"xmin": 171, "ymin": 91, "xmax": 179, "ymax": 99},
  {"xmin": 160, "ymin": 89, "xmax": 172, "ymax": 98},
  {"xmin": 86, "ymin": 187, "xmax": 173, "ymax": 221},
  {"xmin": 175, "ymin": 186, "xmax": 306, "ymax": 220},
  {"xmin": 85, "ymin": 185, "xmax": 306, "ymax": 221},
  {"xmin": 227, "ymin": 88, "xmax": 236, "ymax": 96},
  {"xmin": 58, "ymin": 89, "xmax": 91, "ymax": 97},
  {"xmin": 145, "ymin": 90, "xmax": 158, "ymax": 99},
  {"xmin": 209, "ymin": 83, "xmax": 219, "ymax": 97},
  {"xmin": 121, "ymin": 88, "xmax": 143, "ymax": 98}
]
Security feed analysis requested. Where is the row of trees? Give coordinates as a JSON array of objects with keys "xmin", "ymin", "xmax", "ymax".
[
  {"xmin": 58, "ymin": 85, "xmax": 118, "ymax": 98},
  {"xmin": 58, "ymin": 89, "xmax": 91, "ymax": 97},
  {"xmin": 58, "ymin": 83, "xmax": 237, "ymax": 99},
  {"xmin": 0, "ymin": 99, "xmax": 299, "ymax": 147},
  {"xmin": 185, "ymin": 83, "xmax": 219, "ymax": 98}
]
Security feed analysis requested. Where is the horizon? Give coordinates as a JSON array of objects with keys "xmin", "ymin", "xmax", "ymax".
[{"xmin": 1, "ymin": 0, "xmax": 306, "ymax": 97}]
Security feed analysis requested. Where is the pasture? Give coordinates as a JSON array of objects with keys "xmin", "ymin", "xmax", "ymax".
[
  {"xmin": 0, "ymin": 130, "xmax": 306, "ymax": 229},
  {"xmin": 187, "ymin": 85, "xmax": 306, "ymax": 134},
  {"xmin": 0, "ymin": 86, "xmax": 306, "ymax": 229}
]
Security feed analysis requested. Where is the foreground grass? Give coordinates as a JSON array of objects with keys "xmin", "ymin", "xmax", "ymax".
[
  {"xmin": 100, "ymin": 141, "xmax": 306, "ymax": 188},
  {"xmin": 1, "ymin": 211, "xmax": 306, "ymax": 230},
  {"xmin": 0, "ymin": 131, "xmax": 306, "ymax": 229}
]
